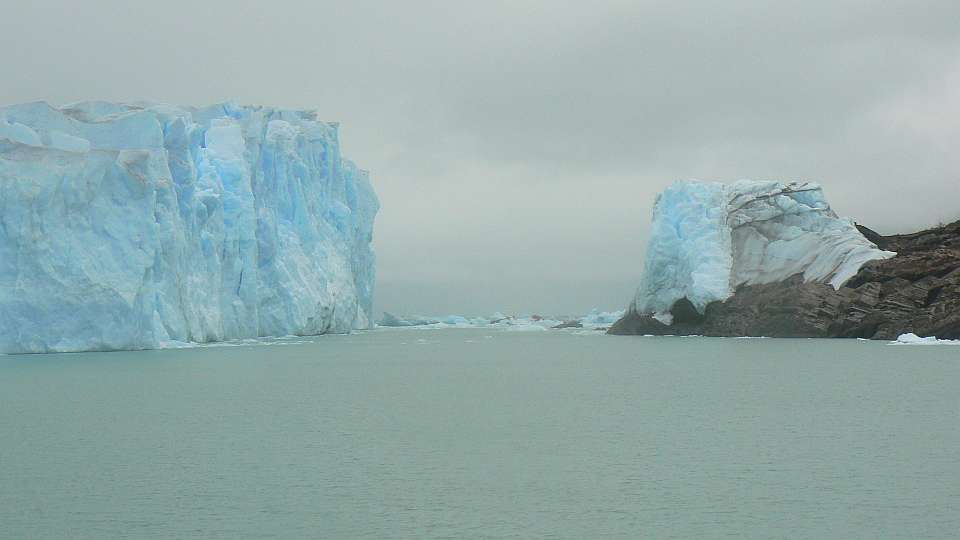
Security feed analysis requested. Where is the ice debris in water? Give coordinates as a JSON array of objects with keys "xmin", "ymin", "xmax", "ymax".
[{"xmin": 377, "ymin": 309, "xmax": 624, "ymax": 330}]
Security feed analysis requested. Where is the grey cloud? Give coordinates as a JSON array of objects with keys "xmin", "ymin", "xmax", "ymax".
[{"xmin": 2, "ymin": 0, "xmax": 958, "ymax": 315}]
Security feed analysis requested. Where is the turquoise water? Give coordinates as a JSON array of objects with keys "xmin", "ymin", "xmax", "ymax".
[{"xmin": 1, "ymin": 329, "xmax": 958, "ymax": 539}]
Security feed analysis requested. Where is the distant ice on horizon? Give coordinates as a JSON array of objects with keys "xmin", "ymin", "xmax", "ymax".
[{"xmin": 377, "ymin": 308, "xmax": 624, "ymax": 331}]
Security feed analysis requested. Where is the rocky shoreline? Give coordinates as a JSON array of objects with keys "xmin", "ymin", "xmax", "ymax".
[{"xmin": 609, "ymin": 220, "xmax": 960, "ymax": 340}]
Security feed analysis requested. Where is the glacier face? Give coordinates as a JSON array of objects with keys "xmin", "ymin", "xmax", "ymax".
[
  {"xmin": 0, "ymin": 101, "xmax": 378, "ymax": 353},
  {"xmin": 631, "ymin": 180, "xmax": 895, "ymax": 322}
]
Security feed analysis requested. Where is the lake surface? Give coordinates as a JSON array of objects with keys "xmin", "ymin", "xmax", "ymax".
[{"xmin": 1, "ymin": 329, "xmax": 958, "ymax": 539}]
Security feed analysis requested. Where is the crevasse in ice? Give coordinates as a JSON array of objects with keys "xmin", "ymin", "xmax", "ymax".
[
  {"xmin": 631, "ymin": 180, "xmax": 895, "ymax": 323},
  {"xmin": 0, "ymin": 101, "xmax": 378, "ymax": 353}
]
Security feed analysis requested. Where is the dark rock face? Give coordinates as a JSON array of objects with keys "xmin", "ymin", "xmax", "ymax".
[{"xmin": 609, "ymin": 220, "xmax": 960, "ymax": 339}]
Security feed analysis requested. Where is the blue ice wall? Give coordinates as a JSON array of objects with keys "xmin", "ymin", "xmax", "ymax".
[{"xmin": 0, "ymin": 101, "xmax": 378, "ymax": 353}]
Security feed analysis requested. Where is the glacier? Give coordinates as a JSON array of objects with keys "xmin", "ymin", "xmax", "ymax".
[
  {"xmin": 0, "ymin": 101, "xmax": 378, "ymax": 354},
  {"xmin": 630, "ymin": 180, "xmax": 895, "ymax": 323}
]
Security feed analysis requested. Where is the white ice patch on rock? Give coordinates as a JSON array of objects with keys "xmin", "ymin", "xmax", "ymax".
[
  {"xmin": 631, "ymin": 180, "xmax": 895, "ymax": 319},
  {"xmin": 0, "ymin": 101, "xmax": 378, "ymax": 354}
]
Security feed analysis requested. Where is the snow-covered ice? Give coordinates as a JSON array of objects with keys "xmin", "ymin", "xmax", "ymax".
[
  {"xmin": 0, "ymin": 101, "xmax": 378, "ymax": 353},
  {"xmin": 630, "ymin": 180, "xmax": 895, "ymax": 322}
]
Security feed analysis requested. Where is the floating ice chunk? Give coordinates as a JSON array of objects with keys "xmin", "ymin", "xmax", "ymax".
[
  {"xmin": 506, "ymin": 323, "xmax": 548, "ymax": 331},
  {"xmin": 380, "ymin": 313, "xmax": 417, "ymax": 327},
  {"xmin": 580, "ymin": 308, "xmax": 625, "ymax": 328},
  {"xmin": 440, "ymin": 315, "xmax": 471, "ymax": 326},
  {"xmin": 892, "ymin": 333, "xmax": 960, "ymax": 345}
]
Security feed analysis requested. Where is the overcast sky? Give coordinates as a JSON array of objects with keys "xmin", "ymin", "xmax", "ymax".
[{"xmin": 2, "ymin": 0, "xmax": 958, "ymax": 316}]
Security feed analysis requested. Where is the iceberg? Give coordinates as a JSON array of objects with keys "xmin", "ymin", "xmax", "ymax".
[
  {"xmin": 0, "ymin": 101, "xmax": 378, "ymax": 354},
  {"xmin": 629, "ymin": 180, "xmax": 895, "ymax": 322}
]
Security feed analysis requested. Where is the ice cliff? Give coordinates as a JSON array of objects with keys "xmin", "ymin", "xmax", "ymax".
[
  {"xmin": 0, "ymin": 101, "xmax": 378, "ymax": 353},
  {"xmin": 630, "ymin": 180, "xmax": 895, "ymax": 323}
]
